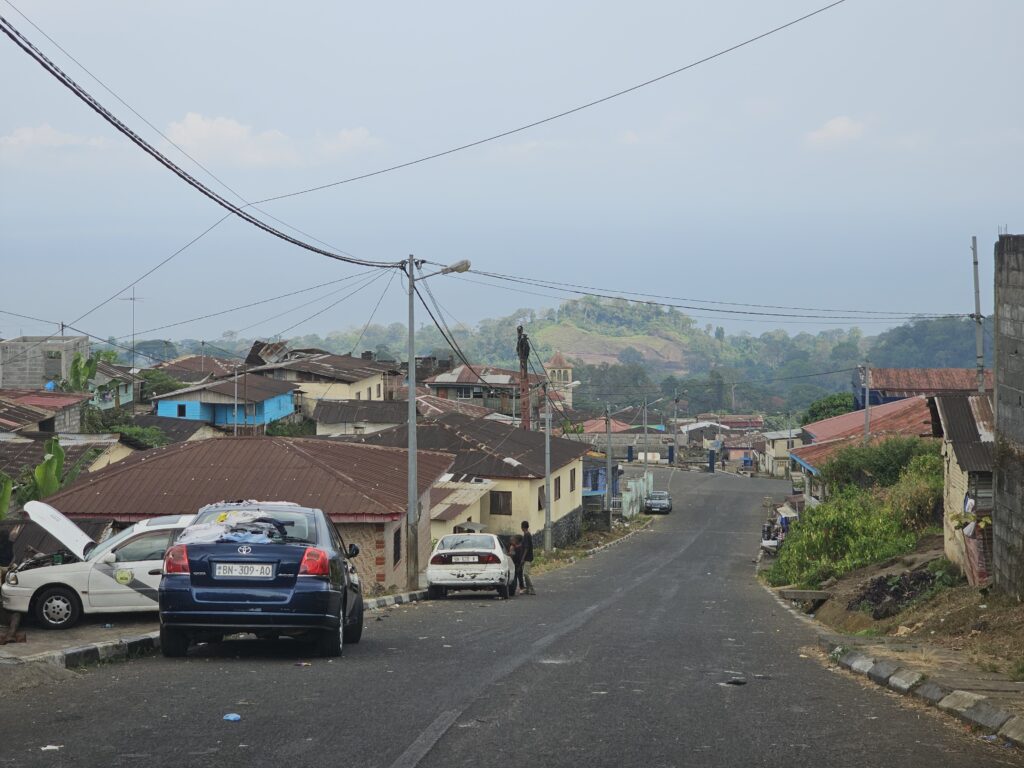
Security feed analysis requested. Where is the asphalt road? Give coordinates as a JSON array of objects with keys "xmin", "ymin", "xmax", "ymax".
[{"xmin": 2, "ymin": 470, "xmax": 1021, "ymax": 768}]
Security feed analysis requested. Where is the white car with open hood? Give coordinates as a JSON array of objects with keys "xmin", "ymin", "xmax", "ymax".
[{"xmin": 1, "ymin": 501, "xmax": 194, "ymax": 629}]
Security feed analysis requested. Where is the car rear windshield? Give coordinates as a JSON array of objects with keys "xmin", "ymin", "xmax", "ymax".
[
  {"xmin": 182, "ymin": 508, "xmax": 318, "ymax": 546},
  {"xmin": 438, "ymin": 534, "xmax": 495, "ymax": 551},
  {"xmin": 651, "ymin": 492, "xmax": 669, "ymax": 499}
]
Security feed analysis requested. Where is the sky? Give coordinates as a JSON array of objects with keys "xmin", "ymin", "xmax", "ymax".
[{"xmin": 2, "ymin": 0, "xmax": 1022, "ymax": 349}]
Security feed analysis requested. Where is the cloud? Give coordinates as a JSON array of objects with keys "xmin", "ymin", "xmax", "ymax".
[
  {"xmin": 619, "ymin": 130, "xmax": 642, "ymax": 146},
  {"xmin": 316, "ymin": 127, "xmax": 380, "ymax": 157},
  {"xmin": 805, "ymin": 116, "xmax": 866, "ymax": 147},
  {"xmin": 165, "ymin": 112, "xmax": 300, "ymax": 168},
  {"xmin": 0, "ymin": 124, "xmax": 105, "ymax": 159}
]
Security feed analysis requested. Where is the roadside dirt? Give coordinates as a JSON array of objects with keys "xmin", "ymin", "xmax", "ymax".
[
  {"xmin": 532, "ymin": 516, "xmax": 653, "ymax": 576},
  {"xmin": 808, "ymin": 534, "xmax": 1024, "ymax": 673}
]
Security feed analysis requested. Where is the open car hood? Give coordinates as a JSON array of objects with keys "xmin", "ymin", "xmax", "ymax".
[{"xmin": 23, "ymin": 500, "xmax": 96, "ymax": 560}]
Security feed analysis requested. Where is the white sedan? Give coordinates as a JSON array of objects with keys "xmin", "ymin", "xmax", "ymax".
[
  {"xmin": 426, "ymin": 533, "xmax": 517, "ymax": 600},
  {"xmin": 1, "ymin": 501, "xmax": 194, "ymax": 629}
]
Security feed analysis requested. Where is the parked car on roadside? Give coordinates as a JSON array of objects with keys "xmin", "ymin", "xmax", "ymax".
[
  {"xmin": 426, "ymin": 533, "xmax": 517, "ymax": 600},
  {"xmin": 1, "ymin": 501, "xmax": 194, "ymax": 629},
  {"xmin": 157, "ymin": 501, "xmax": 363, "ymax": 658},
  {"xmin": 644, "ymin": 491, "xmax": 673, "ymax": 514}
]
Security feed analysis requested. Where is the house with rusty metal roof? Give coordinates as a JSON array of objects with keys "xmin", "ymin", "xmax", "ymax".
[
  {"xmin": 928, "ymin": 393, "xmax": 995, "ymax": 582},
  {"xmin": 853, "ymin": 367, "xmax": 994, "ymax": 409},
  {"xmin": 152, "ymin": 354, "xmax": 238, "ymax": 383},
  {"xmin": 429, "ymin": 478, "xmax": 495, "ymax": 541},
  {"xmin": 89, "ymin": 361, "xmax": 139, "ymax": 411},
  {"xmin": 422, "ymin": 364, "xmax": 544, "ymax": 421},
  {"xmin": 0, "ymin": 389, "xmax": 91, "ymax": 432},
  {"xmin": 313, "ymin": 399, "xmax": 408, "ymax": 436},
  {"xmin": 247, "ymin": 352, "xmax": 400, "ymax": 418},
  {"xmin": 151, "ymin": 373, "xmax": 298, "ymax": 431},
  {"xmin": 790, "ymin": 396, "xmax": 935, "ymax": 504},
  {"xmin": 0, "ymin": 431, "xmax": 140, "ymax": 487},
  {"xmin": 0, "ymin": 396, "xmax": 54, "ymax": 433},
  {"xmin": 41, "ymin": 437, "xmax": 454, "ymax": 591},
  {"xmin": 353, "ymin": 412, "xmax": 590, "ymax": 547}
]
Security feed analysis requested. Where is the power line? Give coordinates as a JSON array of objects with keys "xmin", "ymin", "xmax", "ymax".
[
  {"xmin": 349, "ymin": 271, "xmax": 398, "ymax": 355},
  {"xmin": 268, "ymin": 270, "xmax": 390, "ymax": 339},
  {"xmin": 254, "ymin": 1, "xmax": 851, "ymax": 204},
  {"xmin": 0, "ymin": 14, "xmax": 402, "ymax": 271},
  {"xmin": 0, "ymin": 0, "xmax": 364, "ymax": 261}
]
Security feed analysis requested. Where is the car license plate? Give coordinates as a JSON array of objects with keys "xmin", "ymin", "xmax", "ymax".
[
  {"xmin": 452, "ymin": 555, "xmax": 477, "ymax": 563},
  {"xmin": 215, "ymin": 563, "xmax": 274, "ymax": 578}
]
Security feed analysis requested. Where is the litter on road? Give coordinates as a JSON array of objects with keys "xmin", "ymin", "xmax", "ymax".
[{"xmin": 223, "ymin": 713, "xmax": 241, "ymax": 722}]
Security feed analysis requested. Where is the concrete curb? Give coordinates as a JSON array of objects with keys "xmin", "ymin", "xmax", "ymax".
[
  {"xmin": 818, "ymin": 635, "xmax": 1022, "ymax": 745},
  {"xmin": 364, "ymin": 590, "xmax": 427, "ymax": 612},
  {"xmin": 581, "ymin": 518, "xmax": 654, "ymax": 558}
]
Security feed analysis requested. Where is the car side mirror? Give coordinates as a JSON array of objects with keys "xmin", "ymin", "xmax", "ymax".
[
  {"xmin": 100, "ymin": 552, "xmax": 117, "ymax": 564},
  {"xmin": 348, "ymin": 543, "xmax": 360, "ymax": 558}
]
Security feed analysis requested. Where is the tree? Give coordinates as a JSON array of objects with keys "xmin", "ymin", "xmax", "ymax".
[
  {"xmin": 0, "ymin": 472, "xmax": 11, "ymax": 520},
  {"xmin": 801, "ymin": 392, "xmax": 855, "ymax": 425},
  {"xmin": 617, "ymin": 347, "xmax": 644, "ymax": 365},
  {"xmin": 137, "ymin": 369, "xmax": 186, "ymax": 401},
  {"xmin": 62, "ymin": 352, "xmax": 99, "ymax": 392}
]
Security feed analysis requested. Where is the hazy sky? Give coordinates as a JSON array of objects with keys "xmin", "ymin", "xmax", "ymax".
[{"xmin": 2, "ymin": 0, "xmax": 1022, "ymax": 347}]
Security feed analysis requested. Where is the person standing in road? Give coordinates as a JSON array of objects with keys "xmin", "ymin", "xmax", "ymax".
[{"xmin": 520, "ymin": 521, "xmax": 536, "ymax": 595}]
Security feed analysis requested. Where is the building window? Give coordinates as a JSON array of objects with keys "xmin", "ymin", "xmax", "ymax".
[
  {"xmin": 538, "ymin": 485, "xmax": 546, "ymax": 511},
  {"xmin": 367, "ymin": 387, "xmax": 372, "ymax": 400},
  {"xmin": 353, "ymin": 425, "xmax": 365, "ymax": 435},
  {"xmin": 393, "ymin": 527, "xmax": 402, "ymax": 566},
  {"xmin": 376, "ymin": 382, "xmax": 381, "ymax": 399},
  {"xmin": 489, "ymin": 490, "xmax": 512, "ymax": 515},
  {"xmin": 176, "ymin": 404, "xmax": 186, "ymax": 418},
  {"xmin": 570, "ymin": 468, "xmax": 576, "ymax": 492},
  {"xmin": 554, "ymin": 477, "xmax": 561, "ymax": 501},
  {"xmin": 355, "ymin": 391, "xmax": 361, "ymax": 400},
  {"xmin": 456, "ymin": 386, "xmax": 472, "ymax": 399}
]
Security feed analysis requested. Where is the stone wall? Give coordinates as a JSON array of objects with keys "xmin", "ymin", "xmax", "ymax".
[
  {"xmin": 537, "ymin": 505, "xmax": 583, "ymax": 549},
  {"xmin": 993, "ymin": 235, "xmax": 1024, "ymax": 596}
]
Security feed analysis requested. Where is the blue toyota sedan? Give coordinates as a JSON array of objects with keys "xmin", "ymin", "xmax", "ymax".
[{"xmin": 157, "ymin": 501, "xmax": 363, "ymax": 658}]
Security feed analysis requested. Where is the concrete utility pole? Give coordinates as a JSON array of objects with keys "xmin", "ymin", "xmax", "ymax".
[
  {"xmin": 862, "ymin": 360, "xmax": 871, "ymax": 443},
  {"xmin": 642, "ymin": 397, "xmax": 649, "ymax": 494},
  {"xmin": 233, "ymin": 366, "xmax": 239, "ymax": 436},
  {"xmin": 544, "ymin": 383, "xmax": 553, "ymax": 552},
  {"xmin": 605, "ymin": 403, "xmax": 614, "ymax": 512},
  {"xmin": 673, "ymin": 392, "xmax": 679, "ymax": 465},
  {"xmin": 406, "ymin": 255, "xmax": 420, "ymax": 591},
  {"xmin": 972, "ymin": 235, "xmax": 986, "ymax": 393}
]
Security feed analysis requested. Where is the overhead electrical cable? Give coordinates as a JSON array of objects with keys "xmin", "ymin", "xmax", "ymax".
[
  {"xmin": 0, "ymin": 14, "xmax": 402, "ymax": 271},
  {"xmin": 252, "ymin": 0, "xmax": 850, "ymax": 204},
  {"xmin": 267, "ymin": 270, "xmax": 391, "ymax": 339},
  {"xmin": 349, "ymin": 271, "xmax": 398, "ymax": 355}
]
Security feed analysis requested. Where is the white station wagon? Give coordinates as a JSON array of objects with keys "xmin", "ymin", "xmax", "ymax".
[
  {"xmin": 2, "ymin": 501, "xmax": 194, "ymax": 629},
  {"xmin": 426, "ymin": 533, "xmax": 517, "ymax": 600}
]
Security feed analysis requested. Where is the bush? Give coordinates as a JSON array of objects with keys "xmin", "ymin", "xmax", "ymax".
[
  {"xmin": 766, "ymin": 487, "xmax": 917, "ymax": 588},
  {"xmin": 885, "ymin": 452, "xmax": 943, "ymax": 529},
  {"xmin": 821, "ymin": 437, "xmax": 939, "ymax": 489}
]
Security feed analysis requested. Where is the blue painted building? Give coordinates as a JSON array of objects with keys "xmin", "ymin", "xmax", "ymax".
[
  {"xmin": 152, "ymin": 373, "xmax": 298, "ymax": 428},
  {"xmin": 582, "ymin": 456, "xmax": 620, "ymax": 502}
]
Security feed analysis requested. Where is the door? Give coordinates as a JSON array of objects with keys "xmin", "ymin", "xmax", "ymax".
[{"xmin": 87, "ymin": 530, "xmax": 173, "ymax": 609}]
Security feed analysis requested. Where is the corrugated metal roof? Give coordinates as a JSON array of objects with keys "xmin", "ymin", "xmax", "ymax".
[
  {"xmin": 43, "ymin": 437, "xmax": 454, "ymax": 522},
  {"xmin": 356, "ymin": 413, "xmax": 590, "ymax": 480},
  {"xmin": 0, "ymin": 397, "xmax": 53, "ymax": 432},
  {"xmin": 868, "ymin": 367, "xmax": 994, "ymax": 394},
  {"xmin": 153, "ymin": 355, "xmax": 237, "ymax": 381},
  {"xmin": 414, "ymin": 394, "xmax": 494, "ymax": 420},
  {"xmin": 249, "ymin": 353, "xmax": 397, "ymax": 384},
  {"xmin": 424, "ymin": 364, "xmax": 542, "ymax": 388},
  {"xmin": 804, "ymin": 397, "xmax": 925, "ymax": 442},
  {"xmin": 0, "ymin": 389, "xmax": 91, "ymax": 411},
  {"xmin": 430, "ymin": 480, "xmax": 493, "ymax": 522},
  {"xmin": 131, "ymin": 414, "xmax": 209, "ymax": 444},
  {"xmin": 152, "ymin": 373, "xmax": 296, "ymax": 403},
  {"xmin": 0, "ymin": 432, "xmax": 121, "ymax": 478},
  {"xmin": 314, "ymin": 399, "xmax": 407, "ymax": 425},
  {"xmin": 932, "ymin": 393, "xmax": 995, "ymax": 473},
  {"xmin": 94, "ymin": 361, "xmax": 136, "ymax": 383}
]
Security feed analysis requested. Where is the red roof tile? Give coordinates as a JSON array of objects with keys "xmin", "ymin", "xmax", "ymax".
[
  {"xmin": 868, "ymin": 367, "xmax": 994, "ymax": 394},
  {"xmin": 804, "ymin": 397, "xmax": 929, "ymax": 442}
]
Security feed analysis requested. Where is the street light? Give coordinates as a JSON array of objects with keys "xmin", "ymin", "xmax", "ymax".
[
  {"xmin": 405, "ymin": 256, "xmax": 471, "ymax": 590},
  {"xmin": 544, "ymin": 379, "xmax": 580, "ymax": 552}
]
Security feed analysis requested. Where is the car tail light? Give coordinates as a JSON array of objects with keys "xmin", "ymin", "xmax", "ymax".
[
  {"xmin": 479, "ymin": 553, "xmax": 501, "ymax": 564},
  {"xmin": 430, "ymin": 553, "xmax": 450, "ymax": 565},
  {"xmin": 299, "ymin": 547, "xmax": 330, "ymax": 576},
  {"xmin": 164, "ymin": 545, "xmax": 189, "ymax": 574}
]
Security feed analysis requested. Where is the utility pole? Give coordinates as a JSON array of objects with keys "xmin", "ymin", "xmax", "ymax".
[
  {"xmin": 672, "ymin": 391, "xmax": 679, "ymax": 466},
  {"xmin": 406, "ymin": 255, "xmax": 420, "ymax": 591},
  {"xmin": 118, "ymin": 288, "xmax": 142, "ymax": 372},
  {"xmin": 642, "ymin": 396, "xmax": 649, "ymax": 495},
  {"xmin": 544, "ymin": 383, "xmax": 552, "ymax": 551},
  {"xmin": 232, "ymin": 365, "xmax": 239, "ymax": 437},
  {"xmin": 972, "ymin": 235, "xmax": 986, "ymax": 393},
  {"xmin": 862, "ymin": 360, "xmax": 871, "ymax": 443},
  {"xmin": 605, "ymin": 403, "xmax": 614, "ymax": 512}
]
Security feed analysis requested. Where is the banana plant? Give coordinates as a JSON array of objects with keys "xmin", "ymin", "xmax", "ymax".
[
  {"xmin": 64, "ymin": 352, "xmax": 99, "ymax": 392},
  {"xmin": 33, "ymin": 437, "xmax": 65, "ymax": 499},
  {"xmin": 0, "ymin": 472, "xmax": 11, "ymax": 520}
]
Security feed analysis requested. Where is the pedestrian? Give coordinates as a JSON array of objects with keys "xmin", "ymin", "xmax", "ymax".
[
  {"xmin": 509, "ymin": 535, "xmax": 526, "ymax": 590},
  {"xmin": 520, "ymin": 521, "xmax": 536, "ymax": 595}
]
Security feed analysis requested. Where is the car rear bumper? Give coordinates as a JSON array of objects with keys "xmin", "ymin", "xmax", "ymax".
[
  {"xmin": 159, "ymin": 610, "xmax": 338, "ymax": 631},
  {"xmin": 159, "ymin": 581, "xmax": 341, "ymax": 631},
  {"xmin": 426, "ymin": 568, "xmax": 507, "ymax": 589}
]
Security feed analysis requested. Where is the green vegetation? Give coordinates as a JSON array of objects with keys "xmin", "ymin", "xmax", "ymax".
[
  {"xmin": 111, "ymin": 425, "xmax": 171, "ymax": 448},
  {"xmin": 801, "ymin": 392, "xmax": 855, "ymax": 425},
  {"xmin": 0, "ymin": 473, "xmax": 12, "ymax": 519},
  {"xmin": 137, "ymin": 369, "xmax": 186, "ymax": 400},
  {"xmin": 767, "ymin": 438, "xmax": 943, "ymax": 588},
  {"xmin": 266, "ymin": 419, "xmax": 316, "ymax": 437}
]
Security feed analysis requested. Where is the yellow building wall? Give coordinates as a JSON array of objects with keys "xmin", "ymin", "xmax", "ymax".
[
  {"xmin": 296, "ymin": 374, "xmax": 386, "ymax": 418},
  {"xmin": 481, "ymin": 458, "xmax": 584, "ymax": 537},
  {"xmin": 942, "ymin": 440, "xmax": 970, "ymax": 573},
  {"xmin": 429, "ymin": 498, "xmax": 487, "ymax": 543},
  {"xmin": 88, "ymin": 443, "xmax": 137, "ymax": 472}
]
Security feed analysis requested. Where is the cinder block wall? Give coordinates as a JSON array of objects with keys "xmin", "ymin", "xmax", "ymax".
[{"xmin": 993, "ymin": 235, "xmax": 1024, "ymax": 595}]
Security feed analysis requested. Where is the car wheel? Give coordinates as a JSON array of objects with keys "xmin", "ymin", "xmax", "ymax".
[
  {"xmin": 509, "ymin": 577, "xmax": 517, "ymax": 597},
  {"xmin": 497, "ymin": 581, "xmax": 510, "ymax": 599},
  {"xmin": 33, "ymin": 586, "xmax": 81, "ymax": 629},
  {"xmin": 343, "ymin": 596, "xmax": 364, "ymax": 645},
  {"xmin": 160, "ymin": 624, "xmax": 190, "ymax": 657},
  {"xmin": 427, "ymin": 585, "xmax": 447, "ymax": 600},
  {"xmin": 317, "ymin": 617, "xmax": 343, "ymax": 658}
]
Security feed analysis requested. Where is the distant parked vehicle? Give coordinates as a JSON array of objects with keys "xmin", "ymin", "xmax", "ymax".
[
  {"xmin": 426, "ymin": 533, "xmax": 517, "ymax": 600},
  {"xmin": 1, "ymin": 501, "xmax": 194, "ymax": 629},
  {"xmin": 644, "ymin": 491, "xmax": 673, "ymax": 514},
  {"xmin": 157, "ymin": 501, "xmax": 363, "ymax": 658}
]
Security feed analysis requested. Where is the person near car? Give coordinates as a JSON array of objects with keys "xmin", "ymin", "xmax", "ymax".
[
  {"xmin": 509, "ymin": 535, "xmax": 526, "ymax": 591},
  {"xmin": 519, "ymin": 521, "xmax": 536, "ymax": 595}
]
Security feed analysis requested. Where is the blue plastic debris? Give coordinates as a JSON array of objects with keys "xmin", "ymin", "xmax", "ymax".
[{"xmin": 223, "ymin": 713, "xmax": 241, "ymax": 722}]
